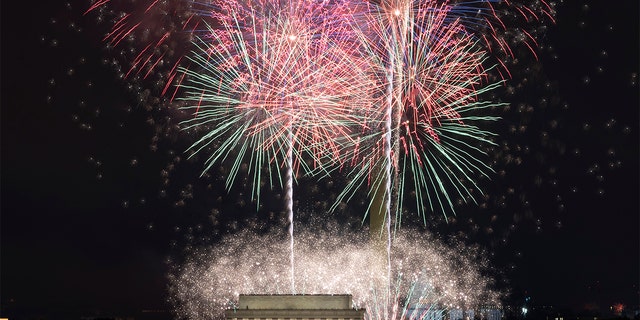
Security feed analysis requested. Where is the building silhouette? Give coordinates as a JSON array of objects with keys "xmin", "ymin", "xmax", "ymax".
[{"xmin": 225, "ymin": 294, "xmax": 365, "ymax": 320}]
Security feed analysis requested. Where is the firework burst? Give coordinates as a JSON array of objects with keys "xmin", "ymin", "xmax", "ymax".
[
  {"xmin": 179, "ymin": 0, "xmax": 379, "ymax": 203},
  {"xmin": 325, "ymin": 1, "xmax": 504, "ymax": 229}
]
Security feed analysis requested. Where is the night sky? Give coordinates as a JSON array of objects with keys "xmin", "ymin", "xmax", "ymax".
[{"xmin": 1, "ymin": 1, "xmax": 638, "ymax": 319}]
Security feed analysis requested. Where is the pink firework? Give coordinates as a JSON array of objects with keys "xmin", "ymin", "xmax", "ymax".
[
  {"xmin": 180, "ymin": 0, "xmax": 379, "ymax": 193},
  {"xmin": 332, "ymin": 0, "xmax": 554, "ymax": 224}
]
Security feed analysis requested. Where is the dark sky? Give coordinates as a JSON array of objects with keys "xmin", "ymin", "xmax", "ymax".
[{"xmin": 1, "ymin": 1, "xmax": 638, "ymax": 319}]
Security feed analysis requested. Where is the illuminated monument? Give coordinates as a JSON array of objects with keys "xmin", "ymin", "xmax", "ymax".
[{"xmin": 225, "ymin": 294, "xmax": 365, "ymax": 320}]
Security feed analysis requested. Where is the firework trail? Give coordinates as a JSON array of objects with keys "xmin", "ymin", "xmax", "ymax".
[{"xmin": 286, "ymin": 129, "xmax": 295, "ymax": 292}]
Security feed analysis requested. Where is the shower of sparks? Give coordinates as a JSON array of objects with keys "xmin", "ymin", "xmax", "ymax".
[{"xmin": 168, "ymin": 227, "xmax": 502, "ymax": 320}]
